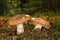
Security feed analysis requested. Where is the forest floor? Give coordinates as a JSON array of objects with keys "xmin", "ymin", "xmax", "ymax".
[{"xmin": 0, "ymin": 11, "xmax": 60, "ymax": 40}]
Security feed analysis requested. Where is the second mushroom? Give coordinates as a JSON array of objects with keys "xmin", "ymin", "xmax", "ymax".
[{"xmin": 29, "ymin": 17, "xmax": 51, "ymax": 30}]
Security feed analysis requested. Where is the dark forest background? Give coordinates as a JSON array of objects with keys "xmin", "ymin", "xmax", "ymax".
[{"xmin": 0, "ymin": 0, "xmax": 60, "ymax": 16}]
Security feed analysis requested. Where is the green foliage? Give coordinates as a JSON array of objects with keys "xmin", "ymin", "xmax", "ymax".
[
  {"xmin": 0, "ymin": 0, "xmax": 9, "ymax": 16},
  {"xmin": 0, "ymin": 0, "xmax": 60, "ymax": 16},
  {"xmin": 0, "ymin": 28, "xmax": 9, "ymax": 33}
]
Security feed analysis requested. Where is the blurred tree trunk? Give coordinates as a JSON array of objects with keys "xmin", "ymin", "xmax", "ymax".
[
  {"xmin": 57, "ymin": 0, "xmax": 60, "ymax": 10},
  {"xmin": 51, "ymin": 0, "xmax": 57, "ymax": 12},
  {"xmin": 20, "ymin": 0, "xmax": 29, "ymax": 11},
  {"xmin": 43, "ymin": 0, "xmax": 52, "ymax": 10}
]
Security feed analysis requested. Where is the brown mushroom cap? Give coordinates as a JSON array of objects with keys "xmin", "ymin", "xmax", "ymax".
[
  {"xmin": 6, "ymin": 15, "xmax": 31, "ymax": 26},
  {"xmin": 29, "ymin": 17, "xmax": 51, "ymax": 29}
]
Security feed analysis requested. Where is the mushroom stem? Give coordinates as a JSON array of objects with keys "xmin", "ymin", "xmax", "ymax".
[
  {"xmin": 17, "ymin": 23, "xmax": 24, "ymax": 34},
  {"xmin": 34, "ymin": 24, "xmax": 43, "ymax": 30}
]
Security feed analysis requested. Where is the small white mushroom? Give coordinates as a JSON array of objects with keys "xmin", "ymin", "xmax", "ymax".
[{"xmin": 29, "ymin": 17, "xmax": 51, "ymax": 30}]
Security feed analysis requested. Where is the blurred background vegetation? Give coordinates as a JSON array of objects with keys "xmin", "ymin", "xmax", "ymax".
[
  {"xmin": 0, "ymin": 0, "xmax": 60, "ymax": 40},
  {"xmin": 0, "ymin": 0, "xmax": 60, "ymax": 16}
]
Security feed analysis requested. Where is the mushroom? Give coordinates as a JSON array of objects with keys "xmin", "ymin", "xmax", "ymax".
[
  {"xmin": 6, "ymin": 14, "xmax": 31, "ymax": 34},
  {"xmin": 29, "ymin": 17, "xmax": 51, "ymax": 30}
]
